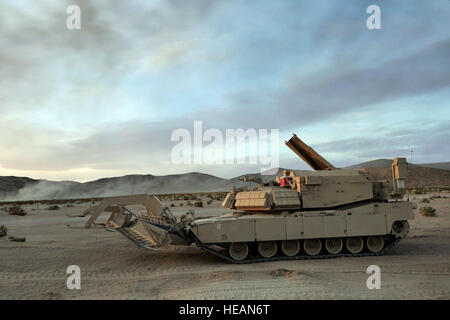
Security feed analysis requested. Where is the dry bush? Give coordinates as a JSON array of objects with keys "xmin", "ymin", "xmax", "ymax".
[
  {"xmin": 422, "ymin": 198, "xmax": 430, "ymax": 203},
  {"xmin": 194, "ymin": 201, "xmax": 203, "ymax": 207},
  {"xmin": 47, "ymin": 205, "xmax": 60, "ymax": 210},
  {"xmin": 0, "ymin": 225, "xmax": 7, "ymax": 237},
  {"xmin": 8, "ymin": 206, "xmax": 27, "ymax": 216},
  {"xmin": 270, "ymin": 268, "xmax": 295, "ymax": 278},
  {"xmin": 420, "ymin": 206, "xmax": 437, "ymax": 217}
]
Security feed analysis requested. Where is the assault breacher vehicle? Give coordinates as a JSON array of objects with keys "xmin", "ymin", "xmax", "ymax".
[{"xmin": 84, "ymin": 134, "xmax": 414, "ymax": 263}]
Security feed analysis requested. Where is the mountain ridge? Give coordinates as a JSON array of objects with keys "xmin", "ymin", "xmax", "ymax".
[{"xmin": 344, "ymin": 159, "xmax": 450, "ymax": 170}]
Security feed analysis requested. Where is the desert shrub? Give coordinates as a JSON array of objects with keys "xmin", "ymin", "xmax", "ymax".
[
  {"xmin": 183, "ymin": 196, "xmax": 189, "ymax": 201},
  {"xmin": 0, "ymin": 225, "xmax": 8, "ymax": 237},
  {"xmin": 8, "ymin": 206, "xmax": 27, "ymax": 216},
  {"xmin": 194, "ymin": 201, "xmax": 203, "ymax": 207},
  {"xmin": 187, "ymin": 201, "xmax": 192, "ymax": 206},
  {"xmin": 47, "ymin": 205, "xmax": 60, "ymax": 210},
  {"xmin": 422, "ymin": 198, "xmax": 430, "ymax": 203},
  {"xmin": 170, "ymin": 203, "xmax": 175, "ymax": 207},
  {"xmin": 420, "ymin": 206, "xmax": 436, "ymax": 217},
  {"xmin": 413, "ymin": 189, "xmax": 423, "ymax": 195},
  {"xmin": 66, "ymin": 204, "xmax": 74, "ymax": 208},
  {"xmin": 179, "ymin": 202, "xmax": 184, "ymax": 207},
  {"xmin": 207, "ymin": 200, "xmax": 213, "ymax": 205}
]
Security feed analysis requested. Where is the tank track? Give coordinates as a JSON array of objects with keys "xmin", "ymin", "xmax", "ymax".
[{"xmin": 193, "ymin": 234, "xmax": 402, "ymax": 264}]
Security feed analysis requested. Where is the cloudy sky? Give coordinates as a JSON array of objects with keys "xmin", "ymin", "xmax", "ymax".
[{"xmin": 1, "ymin": 0, "xmax": 449, "ymax": 182}]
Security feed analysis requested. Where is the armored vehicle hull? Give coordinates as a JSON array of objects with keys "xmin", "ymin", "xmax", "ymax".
[{"xmin": 188, "ymin": 201, "xmax": 412, "ymax": 263}]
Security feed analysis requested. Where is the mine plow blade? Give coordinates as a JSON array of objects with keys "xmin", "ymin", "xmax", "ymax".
[
  {"xmin": 84, "ymin": 194, "xmax": 169, "ymax": 228},
  {"xmin": 83, "ymin": 194, "xmax": 191, "ymax": 249}
]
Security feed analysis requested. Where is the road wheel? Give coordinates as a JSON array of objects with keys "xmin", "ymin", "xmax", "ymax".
[
  {"xmin": 303, "ymin": 239, "xmax": 322, "ymax": 256},
  {"xmin": 229, "ymin": 242, "xmax": 249, "ymax": 261},
  {"xmin": 325, "ymin": 238, "xmax": 343, "ymax": 254},
  {"xmin": 367, "ymin": 236, "xmax": 384, "ymax": 253},
  {"xmin": 346, "ymin": 237, "xmax": 364, "ymax": 254},
  {"xmin": 392, "ymin": 220, "xmax": 409, "ymax": 237},
  {"xmin": 258, "ymin": 241, "xmax": 277, "ymax": 258},
  {"xmin": 281, "ymin": 240, "xmax": 300, "ymax": 256}
]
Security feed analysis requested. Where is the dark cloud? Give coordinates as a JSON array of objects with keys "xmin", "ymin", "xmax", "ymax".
[
  {"xmin": 199, "ymin": 38, "xmax": 450, "ymax": 131},
  {"xmin": 0, "ymin": 0, "xmax": 216, "ymax": 112},
  {"xmin": 311, "ymin": 121, "xmax": 450, "ymax": 166}
]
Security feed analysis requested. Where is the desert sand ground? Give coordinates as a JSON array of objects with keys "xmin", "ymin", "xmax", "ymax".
[{"xmin": 0, "ymin": 192, "xmax": 449, "ymax": 300}]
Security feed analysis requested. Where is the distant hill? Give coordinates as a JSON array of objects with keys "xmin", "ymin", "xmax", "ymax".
[
  {"xmin": 415, "ymin": 162, "xmax": 450, "ymax": 171},
  {"xmin": 0, "ymin": 173, "xmax": 246, "ymax": 201},
  {"xmin": 344, "ymin": 159, "xmax": 394, "ymax": 170},
  {"xmin": 344, "ymin": 159, "xmax": 450, "ymax": 188},
  {"xmin": 359, "ymin": 166, "xmax": 450, "ymax": 189},
  {"xmin": 345, "ymin": 159, "xmax": 450, "ymax": 171},
  {"xmin": 1, "ymin": 160, "xmax": 449, "ymax": 201},
  {"xmin": 0, "ymin": 176, "xmax": 40, "ymax": 195},
  {"xmin": 241, "ymin": 164, "xmax": 450, "ymax": 189}
]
